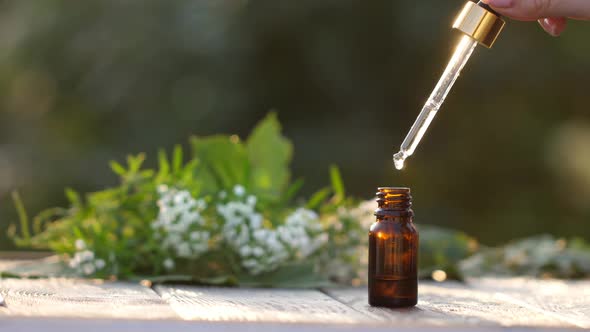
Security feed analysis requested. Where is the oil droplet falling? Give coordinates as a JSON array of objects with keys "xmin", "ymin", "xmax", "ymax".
[{"xmin": 393, "ymin": 151, "xmax": 406, "ymax": 170}]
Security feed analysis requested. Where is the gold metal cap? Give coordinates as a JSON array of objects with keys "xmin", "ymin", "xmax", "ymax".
[{"xmin": 452, "ymin": 1, "xmax": 505, "ymax": 48}]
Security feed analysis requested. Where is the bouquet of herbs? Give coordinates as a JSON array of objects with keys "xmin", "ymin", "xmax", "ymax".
[{"xmin": 10, "ymin": 114, "xmax": 367, "ymax": 287}]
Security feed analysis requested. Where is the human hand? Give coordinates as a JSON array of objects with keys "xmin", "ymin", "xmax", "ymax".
[{"xmin": 481, "ymin": 0, "xmax": 590, "ymax": 36}]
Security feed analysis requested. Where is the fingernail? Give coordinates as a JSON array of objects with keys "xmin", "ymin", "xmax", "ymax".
[
  {"xmin": 484, "ymin": 0, "xmax": 513, "ymax": 7},
  {"xmin": 543, "ymin": 18, "xmax": 561, "ymax": 36}
]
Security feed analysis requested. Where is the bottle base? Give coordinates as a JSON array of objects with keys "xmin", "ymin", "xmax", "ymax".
[
  {"xmin": 369, "ymin": 296, "xmax": 417, "ymax": 308},
  {"xmin": 368, "ymin": 276, "xmax": 417, "ymax": 308}
]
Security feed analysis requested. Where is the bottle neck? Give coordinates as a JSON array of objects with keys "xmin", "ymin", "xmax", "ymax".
[{"xmin": 374, "ymin": 187, "xmax": 413, "ymax": 219}]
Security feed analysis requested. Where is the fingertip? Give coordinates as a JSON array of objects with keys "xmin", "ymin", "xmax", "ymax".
[{"xmin": 482, "ymin": 0, "xmax": 514, "ymax": 8}]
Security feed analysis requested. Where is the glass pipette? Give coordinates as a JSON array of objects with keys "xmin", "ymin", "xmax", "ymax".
[
  {"xmin": 393, "ymin": 35, "xmax": 477, "ymax": 170},
  {"xmin": 393, "ymin": 1, "xmax": 505, "ymax": 170}
]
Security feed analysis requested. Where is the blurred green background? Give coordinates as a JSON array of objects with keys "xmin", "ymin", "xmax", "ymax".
[{"xmin": 1, "ymin": 0, "xmax": 589, "ymax": 249}]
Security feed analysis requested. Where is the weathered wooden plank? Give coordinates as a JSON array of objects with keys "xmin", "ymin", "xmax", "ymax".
[
  {"xmin": 0, "ymin": 278, "xmax": 179, "ymax": 320},
  {"xmin": 2, "ymin": 317, "xmax": 576, "ymax": 332},
  {"xmin": 469, "ymin": 278, "xmax": 590, "ymax": 329},
  {"xmin": 0, "ymin": 251, "xmax": 53, "ymax": 260},
  {"xmin": 155, "ymin": 285, "xmax": 372, "ymax": 324},
  {"xmin": 0, "ymin": 255, "xmax": 68, "ymax": 278},
  {"xmin": 324, "ymin": 282, "xmax": 575, "ymax": 328}
]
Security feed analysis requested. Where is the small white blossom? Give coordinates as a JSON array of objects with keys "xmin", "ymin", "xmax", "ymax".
[
  {"xmin": 252, "ymin": 246, "xmax": 264, "ymax": 257},
  {"xmin": 249, "ymin": 214, "xmax": 263, "ymax": 229},
  {"xmin": 177, "ymin": 242, "xmax": 191, "ymax": 258},
  {"xmin": 75, "ymin": 239, "xmax": 86, "ymax": 251},
  {"xmin": 163, "ymin": 258, "xmax": 175, "ymax": 270},
  {"xmin": 196, "ymin": 199, "xmax": 207, "ymax": 210},
  {"xmin": 192, "ymin": 242, "xmax": 208, "ymax": 253},
  {"xmin": 152, "ymin": 187, "xmax": 210, "ymax": 259},
  {"xmin": 233, "ymin": 185, "xmax": 245, "ymax": 196},
  {"xmin": 69, "ymin": 248, "xmax": 106, "ymax": 276},
  {"xmin": 240, "ymin": 246, "xmax": 252, "ymax": 257},
  {"xmin": 82, "ymin": 264, "xmax": 95, "ymax": 275},
  {"xmin": 157, "ymin": 184, "xmax": 169, "ymax": 194},
  {"xmin": 94, "ymin": 259, "xmax": 106, "ymax": 269},
  {"xmin": 278, "ymin": 208, "xmax": 327, "ymax": 259},
  {"xmin": 217, "ymin": 188, "xmax": 290, "ymax": 275},
  {"xmin": 246, "ymin": 195, "xmax": 257, "ymax": 206}
]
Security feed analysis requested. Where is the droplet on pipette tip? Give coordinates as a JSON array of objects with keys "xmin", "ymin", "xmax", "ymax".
[{"xmin": 393, "ymin": 151, "xmax": 406, "ymax": 170}]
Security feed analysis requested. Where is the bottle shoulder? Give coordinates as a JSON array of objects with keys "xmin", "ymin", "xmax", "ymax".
[{"xmin": 369, "ymin": 218, "xmax": 417, "ymax": 234}]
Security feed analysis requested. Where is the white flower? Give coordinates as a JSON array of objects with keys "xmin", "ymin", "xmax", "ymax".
[
  {"xmin": 163, "ymin": 258, "xmax": 175, "ymax": 270},
  {"xmin": 219, "ymin": 191, "xmax": 227, "ymax": 199},
  {"xmin": 80, "ymin": 250, "xmax": 94, "ymax": 261},
  {"xmin": 279, "ymin": 208, "xmax": 326, "ymax": 259},
  {"xmin": 252, "ymin": 246, "xmax": 264, "ymax": 257},
  {"xmin": 196, "ymin": 199, "xmax": 207, "ymax": 210},
  {"xmin": 69, "ymin": 248, "xmax": 104, "ymax": 276},
  {"xmin": 240, "ymin": 246, "xmax": 252, "ymax": 256},
  {"xmin": 233, "ymin": 185, "xmax": 245, "ymax": 196},
  {"xmin": 157, "ymin": 184, "xmax": 169, "ymax": 194},
  {"xmin": 192, "ymin": 242, "xmax": 208, "ymax": 253},
  {"xmin": 75, "ymin": 239, "xmax": 86, "ymax": 251},
  {"xmin": 218, "ymin": 196, "xmax": 289, "ymax": 275},
  {"xmin": 176, "ymin": 242, "xmax": 191, "ymax": 258},
  {"xmin": 152, "ymin": 187, "xmax": 210, "ymax": 259},
  {"xmin": 216, "ymin": 190, "xmax": 327, "ymax": 275},
  {"xmin": 246, "ymin": 195, "xmax": 257, "ymax": 206},
  {"xmin": 253, "ymin": 229, "xmax": 268, "ymax": 242},
  {"xmin": 82, "ymin": 264, "xmax": 95, "ymax": 276},
  {"xmin": 94, "ymin": 259, "xmax": 106, "ymax": 269},
  {"xmin": 242, "ymin": 259, "xmax": 258, "ymax": 268},
  {"xmin": 249, "ymin": 214, "xmax": 263, "ymax": 229}
]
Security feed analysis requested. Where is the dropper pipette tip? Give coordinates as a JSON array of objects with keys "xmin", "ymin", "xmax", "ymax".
[{"xmin": 393, "ymin": 151, "xmax": 406, "ymax": 170}]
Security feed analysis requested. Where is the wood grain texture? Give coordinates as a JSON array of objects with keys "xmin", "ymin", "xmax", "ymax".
[
  {"xmin": 155, "ymin": 285, "xmax": 372, "ymax": 324},
  {"xmin": 0, "ymin": 278, "xmax": 178, "ymax": 320},
  {"xmin": 469, "ymin": 278, "xmax": 590, "ymax": 329},
  {"xmin": 0, "ymin": 317, "xmax": 578, "ymax": 332},
  {"xmin": 0, "ymin": 251, "xmax": 53, "ymax": 260},
  {"xmin": 0, "ymin": 255, "xmax": 74, "ymax": 277},
  {"xmin": 0, "ymin": 267, "xmax": 586, "ymax": 332},
  {"xmin": 324, "ymin": 282, "xmax": 575, "ymax": 328}
]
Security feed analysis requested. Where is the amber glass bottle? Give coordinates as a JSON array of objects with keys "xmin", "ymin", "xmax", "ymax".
[{"xmin": 368, "ymin": 187, "xmax": 418, "ymax": 307}]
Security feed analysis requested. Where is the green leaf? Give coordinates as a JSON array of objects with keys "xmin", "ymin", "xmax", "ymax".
[
  {"xmin": 11, "ymin": 191, "xmax": 30, "ymax": 242},
  {"xmin": 109, "ymin": 161, "xmax": 127, "ymax": 176},
  {"xmin": 32, "ymin": 207, "xmax": 67, "ymax": 235},
  {"xmin": 329, "ymin": 165, "xmax": 345, "ymax": 203},
  {"xmin": 156, "ymin": 149, "xmax": 170, "ymax": 181},
  {"xmin": 172, "ymin": 145, "xmax": 183, "ymax": 174},
  {"xmin": 283, "ymin": 178, "xmax": 304, "ymax": 204},
  {"xmin": 246, "ymin": 113, "xmax": 293, "ymax": 201},
  {"xmin": 306, "ymin": 187, "xmax": 331, "ymax": 209},
  {"xmin": 191, "ymin": 135, "xmax": 249, "ymax": 194},
  {"xmin": 65, "ymin": 188, "xmax": 82, "ymax": 207},
  {"xmin": 127, "ymin": 154, "xmax": 146, "ymax": 173}
]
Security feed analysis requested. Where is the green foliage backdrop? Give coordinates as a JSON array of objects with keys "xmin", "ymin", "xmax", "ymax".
[{"xmin": 0, "ymin": 0, "xmax": 590, "ymax": 250}]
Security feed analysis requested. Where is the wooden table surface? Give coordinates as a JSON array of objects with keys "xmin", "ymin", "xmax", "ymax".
[{"xmin": 0, "ymin": 258, "xmax": 588, "ymax": 331}]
